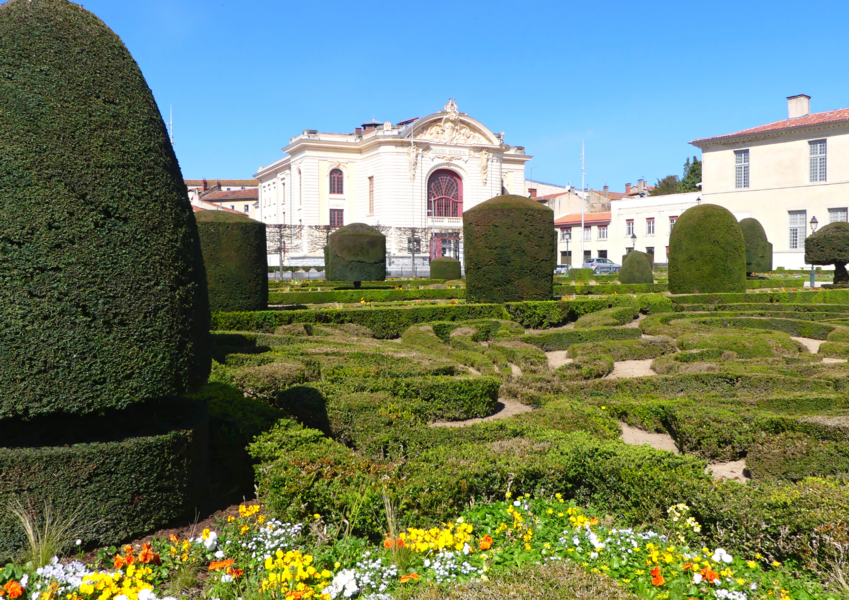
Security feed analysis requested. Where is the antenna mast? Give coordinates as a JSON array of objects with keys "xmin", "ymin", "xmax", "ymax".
[
  {"xmin": 580, "ymin": 141, "xmax": 585, "ymax": 262},
  {"xmin": 167, "ymin": 105, "xmax": 174, "ymax": 145}
]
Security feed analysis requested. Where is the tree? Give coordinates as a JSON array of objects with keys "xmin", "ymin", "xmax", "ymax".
[
  {"xmin": 679, "ymin": 156, "xmax": 702, "ymax": 193},
  {"xmin": 650, "ymin": 175, "xmax": 680, "ymax": 196},
  {"xmin": 805, "ymin": 222, "xmax": 849, "ymax": 285}
]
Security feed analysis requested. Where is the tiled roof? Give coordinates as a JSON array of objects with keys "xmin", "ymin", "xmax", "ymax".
[
  {"xmin": 537, "ymin": 192, "xmax": 571, "ymax": 201},
  {"xmin": 201, "ymin": 189, "xmax": 259, "ymax": 201},
  {"xmin": 554, "ymin": 212, "xmax": 611, "ymax": 227},
  {"xmin": 590, "ymin": 189, "xmax": 626, "ymax": 200},
  {"xmin": 185, "ymin": 179, "xmax": 259, "ymax": 187},
  {"xmin": 192, "ymin": 205, "xmax": 243, "ymax": 215},
  {"xmin": 691, "ymin": 107, "xmax": 849, "ymax": 145}
]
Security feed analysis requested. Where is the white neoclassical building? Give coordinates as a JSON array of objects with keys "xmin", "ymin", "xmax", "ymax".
[{"xmin": 254, "ymin": 100, "xmax": 531, "ymax": 267}]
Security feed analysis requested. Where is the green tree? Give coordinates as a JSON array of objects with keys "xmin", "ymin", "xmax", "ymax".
[
  {"xmin": 679, "ymin": 156, "xmax": 702, "ymax": 192},
  {"xmin": 650, "ymin": 175, "xmax": 680, "ymax": 196}
]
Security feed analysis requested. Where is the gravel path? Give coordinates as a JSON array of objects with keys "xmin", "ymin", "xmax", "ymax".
[
  {"xmin": 792, "ymin": 336, "xmax": 825, "ymax": 353},
  {"xmin": 546, "ymin": 351, "xmax": 573, "ymax": 369},
  {"xmin": 431, "ymin": 399, "xmax": 533, "ymax": 428},
  {"xmin": 606, "ymin": 359, "xmax": 655, "ymax": 379}
]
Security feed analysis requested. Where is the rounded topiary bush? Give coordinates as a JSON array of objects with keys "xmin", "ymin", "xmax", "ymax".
[
  {"xmin": 739, "ymin": 218, "xmax": 773, "ymax": 275},
  {"xmin": 0, "ymin": 0, "xmax": 210, "ymax": 419},
  {"xmin": 668, "ymin": 204, "xmax": 747, "ymax": 294},
  {"xmin": 463, "ymin": 194, "xmax": 555, "ymax": 303},
  {"xmin": 196, "ymin": 211, "xmax": 268, "ymax": 312},
  {"xmin": 430, "ymin": 257, "xmax": 462, "ymax": 280},
  {"xmin": 325, "ymin": 223, "xmax": 386, "ymax": 287},
  {"xmin": 806, "ymin": 221, "xmax": 849, "ymax": 285},
  {"xmin": 618, "ymin": 251, "xmax": 654, "ymax": 284}
]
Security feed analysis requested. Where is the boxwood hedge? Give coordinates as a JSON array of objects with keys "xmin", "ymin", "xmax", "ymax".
[
  {"xmin": 429, "ymin": 257, "xmax": 462, "ymax": 281},
  {"xmin": 269, "ymin": 288, "xmax": 463, "ymax": 305}
]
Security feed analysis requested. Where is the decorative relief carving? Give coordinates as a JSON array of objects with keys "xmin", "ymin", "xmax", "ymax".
[
  {"xmin": 476, "ymin": 148, "xmax": 490, "ymax": 186},
  {"xmin": 415, "ymin": 98, "xmax": 490, "ymax": 145},
  {"xmin": 407, "ymin": 145, "xmax": 422, "ymax": 181}
]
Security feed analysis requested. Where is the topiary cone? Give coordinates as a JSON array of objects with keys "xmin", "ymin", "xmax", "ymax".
[
  {"xmin": 668, "ymin": 204, "xmax": 746, "ymax": 294},
  {"xmin": 806, "ymin": 221, "xmax": 849, "ymax": 285},
  {"xmin": 463, "ymin": 194, "xmax": 555, "ymax": 303},
  {"xmin": 739, "ymin": 218, "xmax": 773, "ymax": 275},
  {"xmin": 324, "ymin": 223, "xmax": 386, "ymax": 287},
  {"xmin": 619, "ymin": 251, "xmax": 654, "ymax": 284}
]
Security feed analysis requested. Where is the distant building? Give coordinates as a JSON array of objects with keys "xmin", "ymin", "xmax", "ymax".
[
  {"xmin": 692, "ymin": 94, "xmax": 849, "ymax": 269},
  {"xmin": 185, "ymin": 179, "xmax": 259, "ymax": 218}
]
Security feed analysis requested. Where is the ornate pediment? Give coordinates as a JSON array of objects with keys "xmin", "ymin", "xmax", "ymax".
[{"xmin": 414, "ymin": 99, "xmax": 494, "ymax": 145}]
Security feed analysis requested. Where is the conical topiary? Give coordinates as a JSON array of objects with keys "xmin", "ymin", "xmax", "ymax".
[
  {"xmin": 618, "ymin": 251, "xmax": 654, "ymax": 284},
  {"xmin": 325, "ymin": 223, "xmax": 386, "ymax": 288},
  {"xmin": 429, "ymin": 257, "xmax": 462, "ymax": 280},
  {"xmin": 196, "ymin": 211, "xmax": 268, "ymax": 312},
  {"xmin": 739, "ymin": 218, "xmax": 773, "ymax": 275},
  {"xmin": 668, "ymin": 204, "xmax": 746, "ymax": 294},
  {"xmin": 806, "ymin": 221, "xmax": 849, "ymax": 285},
  {"xmin": 463, "ymin": 194, "xmax": 555, "ymax": 303}
]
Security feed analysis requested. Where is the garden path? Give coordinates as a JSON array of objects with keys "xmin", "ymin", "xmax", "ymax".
[
  {"xmin": 430, "ymin": 399, "xmax": 533, "ymax": 428},
  {"xmin": 624, "ymin": 314, "xmax": 646, "ymax": 328},
  {"xmin": 823, "ymin": 357, "xmax": 848, "ymax": 363},
  {"xmin": 510, "ymin": 363, "xmax": 523, "ymax": 377},
  {"xmin": 605, "ymin": 359, "xmax": 655, "ymax": 378},
  {"xmin": 546, "ymin": 351, "xmax": 573, "ymax": 369},
  {"xmin": 791, "ymin": 336, "xmax": 824, "ymax": 353}
]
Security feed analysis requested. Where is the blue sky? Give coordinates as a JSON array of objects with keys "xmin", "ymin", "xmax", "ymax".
[{"xmin": 76, "ymin": 0, "xmax": 849, "ymax": 192}]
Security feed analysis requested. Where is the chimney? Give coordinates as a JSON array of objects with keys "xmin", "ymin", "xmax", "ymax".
[
  {"xmin": 355, "ymin": 127, "xmax": 362, "ymax": 136},
  {"xmin": 603, "ymin": 184, "xmax": 609, "ymax": 198},
  {"xmin": 202, "ymin": 178, "xmax": 208, "ymax": 192},
  {"xmin": 529, "ymin": 188, "xmax": 537, "ymax": 199},
  {"xmin": 788, "ymin": 94, "xmax": 811, "ymax": 119},
  {"xmin": 637, "ymin": 179, "xmax": 646, "ymax": 193},
  {"xmin": 625, "ymin": 183, "xmax": 631, "ymax": 195}
]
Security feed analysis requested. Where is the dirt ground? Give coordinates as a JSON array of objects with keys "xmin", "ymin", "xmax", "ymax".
[
  {"xmin": 606, "ymin": 359, "xmax": 655, "ymax": 379},
  {"xmin": 430, "ymin": 399, "xmax": 534, "ymax": 428},
  {"xmin": 546, "ymin": 351, "xmax": 573, "ymax": 369},
  {"xmin": 791, "ymin": 336, "xmax": 824, "ymax": 353}
]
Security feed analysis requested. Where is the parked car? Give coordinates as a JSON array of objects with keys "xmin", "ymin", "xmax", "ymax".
[
  {"xmin": 582, "ymin": 257, "xmax": 620, "ymax": 274},
  {"xmin": 554, "ymin": 264, "xmax": 570, "ymax": 275}
]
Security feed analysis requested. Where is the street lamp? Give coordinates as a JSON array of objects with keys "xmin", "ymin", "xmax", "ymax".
[
  {"xmin": 630, "ymin": 233, "xmax": 637, "ymax": 253},
  {"xmin": 810, "ymin": 216, "xmax": 819, "ymax": 288}
]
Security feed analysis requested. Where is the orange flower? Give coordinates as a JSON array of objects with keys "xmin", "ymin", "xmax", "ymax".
[
  {"xmin": 113, "ymin": 555, "xmax": 125, "ymax": 569},
  {"xmin": 124, "ymin": 545, "xmax": 133, "ymax": 553},
  {"xmin": 651, "ymin": 565, "xmax": 665, "ymax": 586},
  {"xmin": 226, "ymin": 566, "xmax": 243, "ymax": 578},
  {"xmin": 124, "ymin": 553, "xmax": 134, "ymax": 566},
  {"xmin": 682, "ymin": 562, "xmax": 695, "ymax": 571},
  {"xmin": 209, "ymin": 559, "xmax": 235, "ymax": 571},
  {"xmin": 699, "ymin": 566, "xmax": 719, "ymax": 583},
  {"xmin": 3, "ymin": 582, "xmax": 22, "ymax": 599},
  {"xmin": 139, "ymin": 544, "xmax": 154, "ymax": 563},
  {"xmin": 383, "ymin": 538, "xmax": 393, "ymax": 549},
  {"xmin": 383, "ymin": 537, "xmax": 405, "ymax": 549},
  {"xmin": 399, "ymin": 573, "xmax": 420, "ymax": 584},
  {"xmin": 479, "ymin": 535, "xmax": 493, "ymax": 550},
  {"xmin": 169, "ymin": 534, "xmax": 179, "ymax": 544}
]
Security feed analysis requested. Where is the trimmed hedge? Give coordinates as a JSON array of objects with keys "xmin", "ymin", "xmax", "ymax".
[
  {"xmin": 269, "ymin": 288, "xmax": 463, "ymax": 305},
  {"xmin": 0, "ymin": 0, "xmax": 211, "ymax": 418},
  {"xmin": 504, "ymin": 296, "xmax": 639, "ymax": 329},
  {"xmin": 747, "ymin": 432, "xmax": 849, "ymax": 481},
  {"xmin": 805, "ymin": 221, "xmax": 849, "ymax": 284},
  {"xmin": 574, "ymin": 306, "xmax": 636, "ymax": 329},
  {"xmin": 739, "ymin": 217, "xmax": 773, "ymax": 275},
  {"xmin": 325, "ymin": 223, "xmax": 386, "ymax": 284},
  {"xmin": 638, "ymin": 294, "xmax": 675, "ymax": 314},
  {"xmin": 568, "ymin": 338, "xmax": 677, "ymax": 361},
  {"xmin": 211, "ymin": 304, "xmax": 509, "ymax": 339},
  {"xmin": 676, "ymin": 330, "xmax": 803, "ymax": 358},
  {"xmin": 567, "ymin": 268, "xmax": 594, "ymax": 281},
  {"xmin": 671, "ymin": 288, "xmax": 849, "ymax": 306},
  {"xmin": 464, "ymin": 195, "xmax": 555, "ymax": 303},
  {"xmin": 0, "ymin": 398, "xmax": 207, "ymax": 560},
  {"xmin": 196, "ymin": 211, "xmax": 268, "ymax": 312},
  {"xmin": 674, "ymin": 316, "xmax": 836, "ymax": 340},
  {"xmin": 558, "ymin": 354, "xmax": 615, "ymax": 380},
  {"xmin": 555, "ymin": 283, "xmax": 667, "ymax": 295},
  {"xmin": 618, "ymin": 251, "xmax": 654, "ymax": 284},
  {"xmin": 429, "ymin": 257, "xmax": 462, "ymax": 280},
  {"xmin": 668, "ymin": 204, "xmax": 747, "ymax": 294},
  {"xmin": 819, "ymin": 342, "xmax": 849, "ymax": 358},
  {"xmin": 522, "ymin": 326, "xmax": 642, "ymax": 352}
]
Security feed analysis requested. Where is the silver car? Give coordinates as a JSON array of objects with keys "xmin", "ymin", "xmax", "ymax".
[
  {"xmin": 582, "ymin": 257, "xmax": 620, "ymax": 274},
  {"xmin": 554, "ymin": 264, "xmax": 570, "ymax": 275}
]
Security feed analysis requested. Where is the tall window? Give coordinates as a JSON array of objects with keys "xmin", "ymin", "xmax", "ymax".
[
  {"xmin": 583, "ymin": 227, "xmax": 591, "ymax": 241},
  {"xmin": 735, "ymin": 150, "xmax": 750, "ymax": 189},
  {"xmin": 368, "ymin": 176, "xmax": 374, "ymax": 215},
  {"xmin": 598, "ymin": 225, "xmax": 608, "ymax": 240},
  {"xmin": 810, "ymin": 140, "xmax": 827, "ymax": 182},
  {"xmin": 329, "ymin": 169, "xmax": 344, "ymax": 194},
  {"xmin": 626, "ymin": 219, "xmax": 634, "ymax": 236},
  {"xmin": 669, "ymin": 216, "xmax": 678, "ymax": 229},
  {"xmin": 646, "ymin": 218, "xmax": 655, "ymax": 235},
  {"xmin": 427, "ymin": 170, "xmax": 463, "ymax": 217},
  {"xmin": 298, "ymin": 169, "xmax": 302, "ymax": 206},
  {"xmin": 330, "ymin": 209, "xmax": 344, "ymax": 228},
  {"xmin": 789, "ymin": 210, "xmax": 806, "ymax": 250},
  {"xmin": 243, "ymin": 205, "xmax": 249, "ymax": 213},
  {"xmin": 829, "ymin": 208, "xmax": 848, "ymax": 223}
]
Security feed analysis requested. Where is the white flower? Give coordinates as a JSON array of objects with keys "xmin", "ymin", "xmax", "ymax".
[
  {"xmin": 513, "ymin": 500, "xmax": 521, "ymax": 507},
  {"xmin": 75, "ymin": 539, "xmax": 82, "ymax": 546},
  {"xmin": 203, "ymin": 531, "xmax": 218, "ymax": 550},
  {"xmin": 137, "ymin": 590, "xmax": 156, "ymax": 600},
  {"xmin": 214, "ymin": 550, "xmax": 225, "ymax": 559},
  {"xmin": 462, "ymin": 543, "xmax": 470, "ymax": 556},
  {"xmin": 711, "ymin": 548, "xmax": 733, "ymax": 564},
  {"xmin": 115, "ymin": 595, "xmax": 128, "ymax": 600},
  {"xmin": 693, "ymin": 573, "xmax": 703, "ymax": 584},
  {"xmin": 221, "ymin": 574, "xmax": 233, "ymax": 583}
]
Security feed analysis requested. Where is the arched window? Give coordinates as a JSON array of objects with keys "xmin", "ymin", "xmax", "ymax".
[
  {"xmin": 427, "ymin": 169, "xmax": 463, "ymax": 218},
  {"xmin": 329, "ymin": 168, "xmax": 344, "ymax": 195}
]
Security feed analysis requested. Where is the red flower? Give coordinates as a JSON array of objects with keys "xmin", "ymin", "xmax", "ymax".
[
  {"xmin": 3, "ymin": 582, "xmax": 23, "ymax": 599},
  {"xmin": 699, "ymin": 566, "xmax": 719, "ymax": 583},
  {"xmin": 479, "ymin": 535, "xmax": 493, "ymax": 550},
  {"xmin": 651, "ymin": 566, "xmax": 665, "ymax": 586}
]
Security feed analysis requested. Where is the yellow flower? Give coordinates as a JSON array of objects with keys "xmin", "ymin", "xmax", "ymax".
[{"xmin": 747, "ymin": 560, "xmax": 757, "ymax": 568}]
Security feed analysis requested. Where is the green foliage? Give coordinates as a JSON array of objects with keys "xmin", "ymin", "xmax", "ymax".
[
  {"xmin": 827, "ymin": 327, "xmax": 849, "ymax": 342},
  {"xmin": 567, "ymin": 268, "xmax": 594, "ymax": 281},
  {"xmin": 668, "ymin": 204, "xmax": 747, "ymax": 294},
  {"xmin": 805, "ymin": 221, "xmax": 849, "ymax": 285},
  {"xmin": 325, "ymin": 223, "xmax": 387, "ymax": 283},
  {"xmin": 638, "ymin": 294, "xmax": 674, "ymax": 314},
  {"xmin": 649, "ymin": 175, "xmax": 680, "ymax": 196},
  {"xmin": 818, "ymin": 342, "xmax": 849, "ymax": 359},
  {"xmin": 676, "ymin": 330, "xmax": 803, "ymax": 358},
  {"xmin": 464, "ymin": 195, "xmax": 555, "ymax": 303},
  {"xmin": 739, "ymin": 218, "xmax": 773, "ymax": 275},
  {"xmin": 678, "ymin": 156, "xmax": 702, "ymax": 193},
  {"xmin": 504, "ymin": 296, "xmax": 639, "ymax": 329},
  {"xmin": 429, "ymin": 257, "xmax": 462, "ymax": 280},
  {"xmin": 0, "ymin": 0, "xmax": 211, "ymax": 418},
  {"xmin": 269, "ymin": 288, "xmax": 463, "ymax": 305},
  {"xmin": 677, "ymin": 316, "xmax": 836, "ymax": 340},
  {"xmin": 671, "ymin": 288, "xmax": 849, "ymax": 306},
  {"xmin": 0, "ymin": 399, "xmax": 207, "ymax": 560},
  {"xmin": 573, "ymin": 306, "xmax": 636, "ymax": 329},
  {"xmin": 747, "ymin": 432, "xmax": 849, "ymax": 481},
  {"xmin": 522, "ymin": 327, "xmax": 642, "ymax": 352},
  {"xmin": 557, "ymin": 354, "xmax": 615, "ymax": 380},
  {"xmin": 568, "ymin": 338, "xmax": 677, "ymax": 361},
  {"xmin": 196, "ymin": 211, "xmax": 268, "ymax": 312},
  {"xmin": 618, "ymin": 251, "xmax": 654, "ymax": 284},
  {"xmin": 228, "ymin": 362, "xmax": 311, "ymax": 402}
]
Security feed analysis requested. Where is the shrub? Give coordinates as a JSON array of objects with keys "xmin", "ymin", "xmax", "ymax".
[
  {"xmin": 429, "ymin": 257, "xmax": 462, "ymax": 280},
  {"xmin": 827, "ymin": 327, "xmax": 849, "ymax": 343},
  {"xmin": 567, "ymin": 268, "xmax": 594, "ymax": 281},
  {"xmin": 269, "ymin": 288, "xmax": 462, "ymax": 305},
  {"xmin": 0, "ymin": 0, "xmax": 211, "ymax": 418},
  {"xmin": 463, "ymin": 195, "xmax": 555, "ymax": 303},
  {"xmin": 574, "ymin": 306, "xmax": 636, "ymax": 328},
  {"xmin": 324, "ymin": 223, "xmax": 386, "ymax": 286},
  {"xmin": 555, "ymin": 283, "xmax": 668, "ymax": 295},
  {"xmin": 676, "ymin": 330, "xmax": 802, "ymax": 358},
  {"xmin": 557, "ymin": 354, "xmax": 615, "ymax": 380},
  {"xmin": 618, "ymin": 251, "xmax": 654, "ymax": 284},
  {"xmin": 196, "ymin": 211, "xmax": 268, "ymax": 312},
  {"xmin": 504, "ymin": 296, "xmax": 639, "ymax": 329},
  {"xmin": 739, "ymin": 217, "xmax": 773, "ymax": 275},
  {"xmin": 522, "ymin": 327, "xmax": 641, "ymax": 351},
  {"xmin": 638, "ymin": 294, "xmax": 674, "ymax": 314},
  {"xmin": 229, "ymin": 362, "xmax": 311, "ymax": 402},
  {"xmin": 747, "ymin": 432, "xmax": 849, "ymax": 481},
  {"xmin": 668, "ymin": 204, "xmax": 747, "ymax": 294},
  {"xmin": 676, "ymin": 316, "xmax": 836, "ymax": 340},
  {"xmin": 805, "ymin": 221, "xmax": 849, "ymax": 284},
  {"xmin": 819, "ymin": 342, "xmax": 849, "ymax": 359},
  {"xmin": 568, "ymin": 338, "xmax": 677, "ymax": 361}
]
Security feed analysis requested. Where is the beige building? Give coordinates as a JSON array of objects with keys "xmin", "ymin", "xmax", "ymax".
[{"xmin": 692, "ymin": 95, "xmax": 849, "ymax": 269}]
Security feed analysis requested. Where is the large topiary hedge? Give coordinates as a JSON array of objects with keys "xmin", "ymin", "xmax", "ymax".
[
  {"xmin": 463, "ymin": 194, "xmax": 555, "ymax": 303},
  {"xmin": 668, "ymin": 204, "xmax": 747, "ymax": 294},
  {"xmin": 618, "ymin": 251, "xmax": 654, "ymax": 284},
  {"xmin": 738, "ymin": 218, "xmax": 772, "ymax": 275},
  {"xmin": 429, "ymin": 257, "xmax": 462, "ymax": 280},
  {"xmin": 0, "ymin": 0, "xmax": 211, "ymax": 419},
  {"xmin": 196, "ymin": 211, "xmax": 268, "ymax": 312},
  {"xmin": 805, "ymin": 221, "xmax": 849, "ymax": 284},
  {"xmin": 324, "ymin": 223, "xmax": 386, "ymax": 287}
]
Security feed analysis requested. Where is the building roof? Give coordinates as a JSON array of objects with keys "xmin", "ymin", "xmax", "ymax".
[
  {"xmin": 192, "ymin": 204, "xmax": 243, "ymax": 215},
  {"xmin": 201, "ymin": 189, "xmax": 259, "ymax": 201},
  {"xmin": 691, "ymin": 107, "xmax": 849, "ymax": 145},
  {"xmin": 184, "ymin": 179, "xmax": 259, "ymax": 187},
  {"xmin": 554, "ymin": 212, "xmax": 611, "ymax": 227},
  {"xmin": 590, "ymin": 189, "xmax": 626, "ymax": 200}
]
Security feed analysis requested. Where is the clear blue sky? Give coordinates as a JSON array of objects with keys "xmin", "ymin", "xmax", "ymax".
[{"xmin": 74, "ymin": 0, "xmax": 849, "ymax": 192}]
